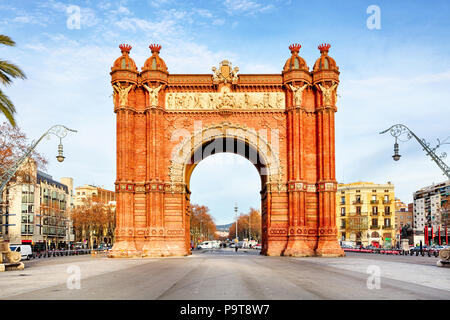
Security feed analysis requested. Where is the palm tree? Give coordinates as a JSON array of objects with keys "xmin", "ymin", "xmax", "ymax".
[{"xmin": 0, "ymin": 34, "xmax": 26, "ymax": 127}]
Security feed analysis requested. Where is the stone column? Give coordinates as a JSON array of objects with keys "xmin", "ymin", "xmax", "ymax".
[
  {"xmin": 314, "ymin": 89, "xmax": 344, "ymax": 257},
  {"xmin": 284, "ymin": 84, "xmax": 316, "ymax": 256}
]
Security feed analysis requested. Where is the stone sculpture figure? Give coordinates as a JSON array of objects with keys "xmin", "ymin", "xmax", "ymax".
[
  {"xmin": 276, "ymin": 92, "xmax": 284, "ymax": 108},
  {"xmin": 288, "ymin": 83, "xmax": 308, "ymax": 107},
  {"xmin": 263, "ymin": 93, "xmax": 270, "ymax": 108},
  {"xmin": 231, "ymin": 66, "xmax": 239, "ymax": 82},
  {"xmin": 113, "ymin": 83, "xmax": 133, "ymax": 107},
  {"xmin": 317, "ymin": 82, "xmax": 338, "ymax": 106},
  {"xmin": 208, "ymin": 94, "xmax": 216, "ymax": 109},
  {"xmin": 244, "ymin": 93, "xmax": 252, "ymax": 109},
  {"xmin": 167, "ymin": 93, "xmax": 174, "ymax": 108},
  {"xmin": 143, "ymin": 84, "xmax": 163, "ymax": 106},
  {"xmin": 193, "ymin": 93, "xmax": 201, "ymax": 109}
]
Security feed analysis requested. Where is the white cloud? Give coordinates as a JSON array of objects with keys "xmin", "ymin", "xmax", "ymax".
[
  {"xmin": 223, "ymin": 0, "xmax": 274, "ymax": 15},
  {"xmin": 212, "ymin": 18, "xmax": 225, "ymax": 26}
]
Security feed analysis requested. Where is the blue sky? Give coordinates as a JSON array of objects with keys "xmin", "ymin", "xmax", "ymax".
[{"xmin": 1, "ymin": 0, "xmax": 449, "ymax": 224}]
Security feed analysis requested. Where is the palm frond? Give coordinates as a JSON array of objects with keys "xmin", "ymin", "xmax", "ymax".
[
  {"xmin": 0, "ymin": 88, "xmax": 16, "ymax": 127},
  {"xmin": 0, "ymin": 35, "xmax": 15, "ymax": 46},
  {"xmin": 0, "ymin": 60, "xmax": 26, "ymax": 86}
]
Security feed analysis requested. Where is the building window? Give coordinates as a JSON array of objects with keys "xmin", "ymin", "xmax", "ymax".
[
  {"xmin": 340, "ymin": 196, "xmax": 345, "ymax": 205},
  {"xmin": 372, "ymin": 206, "xmax": 378, "ymax": 215},
  {"xmin": 341, "ymin": 220, "xmax": 346, "ymax": 228},
  {"xmin": 385, "ymin": 206, "xmax": 390, "ymax": 215},
  {"xmin": 356, "ymin": 206, "xmax": 361, "ymax": 214},
  {"xmin": 384, "ymin": 218, "xmax": 391, "ymax": 227},
  {"xmin": 21, "ymin": 224, "xmax": 34, "ymax": 235},
  {"xmin": 341, "ymin": 207, "xmax": 346, "ymax": 216},
  {"xmin": 372, "ymin": 218, "xmax": 378, "ymax": 226}
]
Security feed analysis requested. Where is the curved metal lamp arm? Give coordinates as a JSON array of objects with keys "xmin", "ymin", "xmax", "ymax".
[
  {"xmin": 380, "ymin": 124, "xmax": 450, "ymax": 179},
  {"xmin": 0, "ymin": 125, "xmax": 77, "ymax": 193}
]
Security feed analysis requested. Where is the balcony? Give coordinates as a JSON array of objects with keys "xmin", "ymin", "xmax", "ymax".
[
  {"xmin": 370, "ymin": 200, "xmax": 379, "ymax": 204},
  {"xmin": 370, "ymin": 225, "xmax": 380, "ymax": 230},
  {"xmin": 353, "ymin": 200, "xmax": 363, "ymax": 205},
  {"xmin": 382, "ymin": 225, "xmax": 392, "ymax": 230},
  {"xmin": 383, "ymin": 200, "xmax": 392, "ymax": 204},
  {"xmin": 349, "ymin": 212, "xmax": 368, "ymax": 216}
]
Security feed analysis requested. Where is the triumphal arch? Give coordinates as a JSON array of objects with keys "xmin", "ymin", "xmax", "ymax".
[{"xmin": 108, "ymin": 42, "xmax": 344, "ymax": 258}]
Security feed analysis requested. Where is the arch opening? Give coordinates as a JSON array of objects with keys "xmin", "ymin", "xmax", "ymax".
[{"xmin": 185, "ymin": 138, "xmax": 269, "ymax": 251}]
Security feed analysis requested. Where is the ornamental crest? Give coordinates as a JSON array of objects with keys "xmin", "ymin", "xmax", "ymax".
[{"xmin": 212, "ymin": 60, "xmax": 239, "ymax": 83}]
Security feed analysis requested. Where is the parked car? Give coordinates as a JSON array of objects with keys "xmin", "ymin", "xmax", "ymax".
[
  {"xmin": 97, "ymin": 243, "xmax": 109, "ymax": 251},
  {"xmin": 254, "ymin": 243, "xmax": 262, "ymax": 250},
  {"xmin": 9, "ymin": 244, "xmax": 33, "ymax": 260},
  {"xmin": 74, "ymin": 242, "xmax": 84, "ymax": 249}
]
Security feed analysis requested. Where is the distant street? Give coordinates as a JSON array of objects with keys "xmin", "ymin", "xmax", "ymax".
[{"xmin": 0, "ymin": 248, "xmax": 449, "ymax": 300}]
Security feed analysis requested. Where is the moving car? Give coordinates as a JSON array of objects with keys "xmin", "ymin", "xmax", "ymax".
[
  {"xmin": 9, "ymin": 244, "xmax": 33, "ymax": 260},
  {"xmin": 197, "ymin": 241, "xmax": 214, "ymax": 249}
]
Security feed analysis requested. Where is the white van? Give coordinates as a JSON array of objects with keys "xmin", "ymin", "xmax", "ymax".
[
  {"xmin": 198, "ymin": 241, "xmax": 213, "ymax": 249},
  {"xmin": 9, "ymin": 245, "xmax": 33, "ymax": 260}
]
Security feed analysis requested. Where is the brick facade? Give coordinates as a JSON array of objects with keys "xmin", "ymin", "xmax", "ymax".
[{"xmin": 108, "ymin": 43, "xmax": 344, "ymax": 257}]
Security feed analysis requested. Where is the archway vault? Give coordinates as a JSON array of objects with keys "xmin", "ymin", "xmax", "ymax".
[
  {"xmin": 108, "ymin": 43, "xmax": 345, "ymax": 258},
  {"xmin": 169, "ymin": 122, "xmax": 283, "ymax": 190}
]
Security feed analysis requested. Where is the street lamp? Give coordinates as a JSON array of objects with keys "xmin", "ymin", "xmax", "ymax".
[
  {"xmin": 56, "ymin": 139, "xmax": 65, "ymax": 162},
  {"xmin": 234, "ymin": 203, "xmax": 238, "ymax": 242},
  {"xmin": 0, "ymin": 125, "xmax": 77, "ymax": 193},
  {"xmin": 380, "ymin": 124, "xmax": 450, "ymax": 179},
  {"xmin": 392, "ymin": 140, "xmax": 401, "ymax": 161}
]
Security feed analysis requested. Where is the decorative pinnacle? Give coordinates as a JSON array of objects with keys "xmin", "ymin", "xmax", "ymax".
[
  {"xmin": 119, "ymin": 44, "xmax": 132, "ymax": 54},
  {"xmin": 149, "ymin": 43, "xmax": 162, "ymax": 54},
  {"xmin": 318, "ymin": 43, "xmax": 331, "ymax": 54},
  {"xmin": 289, "ymin": 43, "xmax": 301, "ymax": 54}
]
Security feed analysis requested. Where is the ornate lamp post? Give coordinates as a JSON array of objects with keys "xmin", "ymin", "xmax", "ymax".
[
  {"xmin": 234, "ymin": 203, "xmax": 238, "ymax": 243},
  {"xmin": 380, "ymin": 124, "xmax": 450, "ymax": 250},
  {"xmin": 380, "ymin": 124, "xmax": 450, "ymax": 179},
  {"xmin": 0, "ymin": 125, "xmax": 77, "ymax": 193}
]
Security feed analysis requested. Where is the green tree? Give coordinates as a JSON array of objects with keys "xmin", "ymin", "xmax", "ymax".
[{"xmin": 0, "ymin": 35, "xmax": 26, "ymax": 127}]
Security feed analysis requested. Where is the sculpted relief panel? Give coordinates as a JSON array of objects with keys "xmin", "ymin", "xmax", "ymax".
[{"xmin": 165, "ymin": 87, "xmax": 285, "ymax": 111}]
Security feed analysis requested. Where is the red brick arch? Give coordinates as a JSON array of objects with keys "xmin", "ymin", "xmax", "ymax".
[{"xmin": 108, "ymin": 43, "xmax": 344, "ymax": 258}]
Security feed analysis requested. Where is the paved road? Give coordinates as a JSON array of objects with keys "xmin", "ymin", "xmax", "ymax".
[{"xmin": 1, "ymin": 248, "xmax": 449, "ymax": 299}]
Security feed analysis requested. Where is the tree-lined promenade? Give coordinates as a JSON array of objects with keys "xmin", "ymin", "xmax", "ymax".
[
  {"xmin": 228, "ymin": 208, "xmax": 261, "ymax": 242},
  {"xmin": 189, "ymin": 203, "xmax": 262, "ymax": 244}
]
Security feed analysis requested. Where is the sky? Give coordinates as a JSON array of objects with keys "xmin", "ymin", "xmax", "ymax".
[{"xmin": 0, "ymin": 0, "xmax": 449, "ymax": 225}]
